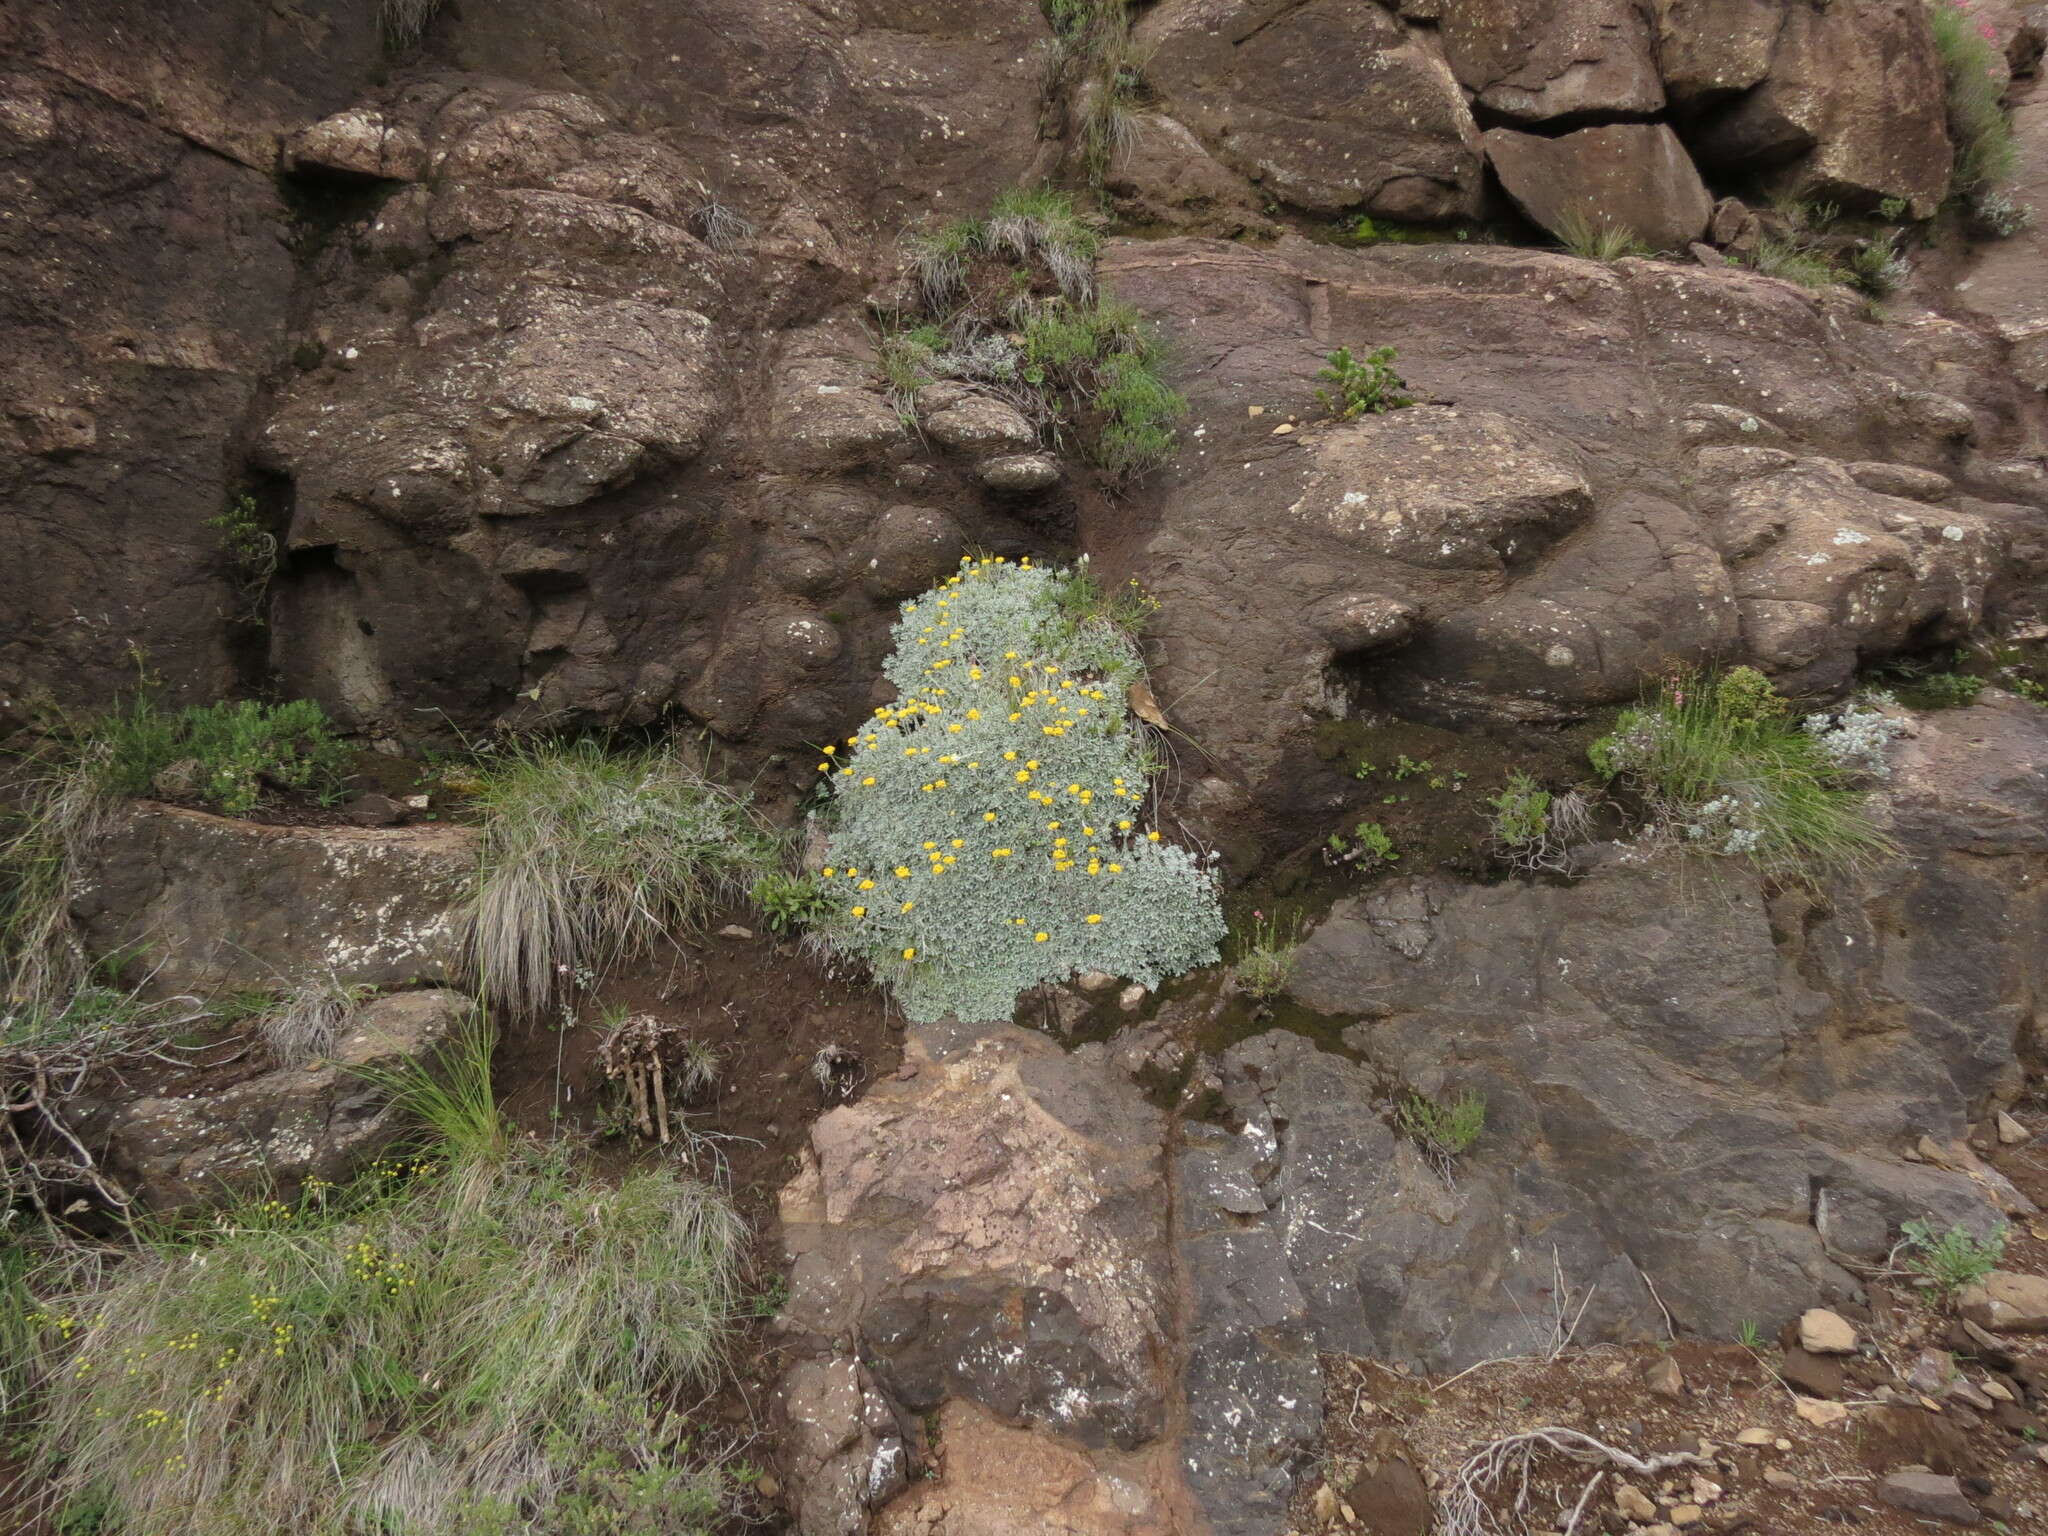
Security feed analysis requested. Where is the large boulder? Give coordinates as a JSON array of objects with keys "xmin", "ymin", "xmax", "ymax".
[
  {"xmin": 774, "ymin": 1020, "xmax": 1178, "ymax": 1534},
  {"xmin": 74, "ymin": 803, "xmax": 474, "ymax": 996},
  {"xmin": 1439, "ymin": 0, "xmax": 1665, "ymax": 125},
  {"xmin": 92, "ymin": 989, "xmax": 470, "ymax": 1212},
  {"xmin": 1484, "ymin": 123, "xmax": 1715, "ymax": 251},
  {"xmin": 1685, "ymin": 0, "xmax": 1953, "ymax": 215},
  {"xmin": 1137, "ymin": 0, "xmax": 1481, "ymax": 221}
]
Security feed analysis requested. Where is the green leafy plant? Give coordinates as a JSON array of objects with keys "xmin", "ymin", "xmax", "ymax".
[
  {"xmin": 1325, "ymin": 819, "xmax": 1398, "ymax": 871},
  {"xmin": 1487, "ymin": 771, "xmax": 1552, "ymax": 850},
  {"xmin": 1589, "ymin": 667, "xmax": 1898, "ymax": 882},
  {"xmin": 816, "ymin": 557, "xmax": 1224, "ymax": 1024},
  {"xmin": 1231, "ymin": 909, "xmax": 1301, "ymax": 1003},
  {"xmin": 750, "ymin": 871, "xmax": 832, "ymax": 935},
  {"xmin": 1737, "ymin": 1319, "xmax": 1764, "ymax": 1350},
  {"xmin": 462, "ymin": 739, "xmax": 775, "ymax": 1016},
  {"xmin": 1900, "ymin": 1217, "xmax": 2006, "ymax": 1294},
  {"xmin": 96, "ymin": 697, "xmax": 353, "ymax": 816},
  {"xmin": 1396, "ymin": 1089, "xmax": 1486, "ymax": 1158},
  {"xmin": 1315, "ymin": 346, "xmax": 1413, "ymax": 420},
  {"xmin": 1842, "ymin": 235, "xmax": 1910, "ymax": 298},
  {"xmin": 1746, "ymin": 234, "xmax": 1838, "ymax": 290},
  {"xmin": 1554, "ymin": 207, "xmax": 1652, "ymax": 262}
]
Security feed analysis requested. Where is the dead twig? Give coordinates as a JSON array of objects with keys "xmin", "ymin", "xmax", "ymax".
[{"xmin": 1439, "ymin": 1429, "xmax": 1710, "ymax": 1536}]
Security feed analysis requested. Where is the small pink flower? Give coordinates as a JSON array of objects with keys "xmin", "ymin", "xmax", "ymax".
[{"xmin": 1979, "ymin": 21, "xmax": 1998, "ymax": 38}]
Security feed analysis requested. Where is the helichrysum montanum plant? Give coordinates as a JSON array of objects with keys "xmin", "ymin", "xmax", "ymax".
[{"xmin": 816, "ymin": 556, "xmax": 1224, "ymax": 1023}]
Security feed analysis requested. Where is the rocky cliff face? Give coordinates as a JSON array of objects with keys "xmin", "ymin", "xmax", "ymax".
[{"xmin": 7, "ymin": 1, "xmax": 2048, "ymax": 1533}]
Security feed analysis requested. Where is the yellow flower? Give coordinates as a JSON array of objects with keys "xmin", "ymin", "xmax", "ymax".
[
  {"xmin": 984, "ymin": 811, "xmax": 998, "ymax": 822},
  {"xmin": 1118, "ymin": 820, "xmax": 1133, "ymax": 830},
  {"xmin": 858, "ymin": 879, "xmax": 876, "ymax": 891},
  {"xmin": 1034, "ymin": 931, "xmax": 1049, "ymax": 942},
  {"xmin": 823, "ymin": 867, "xmax": 836, "ymax": 877},
  {"xmin": 895, "ymin": 866, "xmax": 912, "ymax": 878},
  {"xmin": 1107, "ymin": 862, "xmax": 1123, "ymax": 873},
  {"xmin": 1086, "ymin": 914, "xmax": 1103, "ymax": 924},
  {"xmin": 817, "ymin": 762, "xmax": 830, "ymax": 772},
  {"xmin": 951, "ymin": 839, "xmax": 965, "ymax": 848},
  {"xmin": 923, "ymin": 842, "xmax": 938, "ymax": 850},
  {"xmin": 966, "ymin": 708, "xmax": 981, "ymax": 719},
  {"xmin": 822, "ymin": 744, "xmax": 835, "ymax": 755},
  {"xmin": 901, "ymin": 900, "xmax": 915, "ymax": 913},
  {"xmin": 851, "ymin": 906, "xmax": 867, "ymax": 918},
  {"xmin": 903, "ymin": 948, "xmax": 917, "ymax": 960},
  {"xmin": 992, "ymin": 848, "xmax": 1013, "ymax": 857},
  {"xmin": 1147, "ymin": 831, "xmax": 1161, "ymax": 841}
]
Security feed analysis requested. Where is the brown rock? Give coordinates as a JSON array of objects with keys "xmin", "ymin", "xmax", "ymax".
[
  {"xmin": 1958, "ymin": 1271, "xmax": 2048, "ymax": 1332},
  {"xmin": 1798, "ymin": 1307, "xmax": 1858, "ymax": 1355},
  {"xmin": 1780, "ymin": 1346, "xmax": 1847, "ymax": 1399},
  {"xmin": 1877, "ymin": 1471, "xmax": 1980, "ymax": 1525},
  {"xmin": 285, "ymin": 109, "xmax": 428, "ymax": 181},
  {"xmin": 1138, "ymin": 0, "xmax": 1481, "ymax": 220},
  {"xmin": 1687, "ymin": 0, "xmax": 1952, "ymax": 216},
  {"xmin": 1484, "ymin": 123, "xmax": 1714, "ymax": 251},
  {"xmin": 1644, "ymin": 1354, "xmax": 1686, "ymax": 1398},
  {"xmin": 1342, "ymin": 1434, "xmax": 1431, "ymax": 1536},
  {"xmin": 1439, "ymin": 0, "xmax": 1665, "ymax": 125},
  {"xmin": 1614, "ymin": 1481, "xmax": 1659, "ymax": 1521}
]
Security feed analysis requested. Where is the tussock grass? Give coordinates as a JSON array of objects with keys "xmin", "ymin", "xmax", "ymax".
[
  {"xmin": 1747, "ymin": 234, "xmax": 1839, "ymax": 290},
  {"xmin": 1590, "ymin": 668, "xmax": 1897, "ymax": 882},
  {"xmin": 1929, "ymin": 0, "xmax": 2019, "ymax": 201},
  {"xmin": 1554, "ymin": 207, "xmax": 1651, "ymax": 262},
  {"xmin": 256, "ymin": 976, "xmax": 372, "ymax": 1068},
  {"xmin": 19, "ymin": 1022, "xmax": 748, "ymax": 1536},
  {"xmin": 463, "ymin": 739, "xmax": 774, "ymax": 1016}
]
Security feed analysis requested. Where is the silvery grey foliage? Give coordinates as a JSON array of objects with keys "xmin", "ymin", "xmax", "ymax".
[{"xmin": 816, "ymin": 558, "xmax": 1224, "ymax": 1024}]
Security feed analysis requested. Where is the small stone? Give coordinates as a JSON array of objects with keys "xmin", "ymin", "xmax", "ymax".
[
  {"xmin": 1981, "ymin": 1378, "xmax": 2014, "ymax": 1402},
  {"xmin": 1947, "ymin": 1376, "xmax": 1995, "ymax": 1411},
  {"xmin": 1908, "ymin": 1348, "xmax": 1954, "ymax": 1396},
  {"xmin": 1312, "ymin": 1484, "xmax": 1338, "ymax": 1522},
  {"xmin": 1877, "ymin": 1471, "xmax": 1981, "ymax": 1525},
  {"xmin": 1119, "ymin": 982, "xmax": 1147, "ymax": 1011},
  {"xmin": 1997, "ymin": 1111, "xmax": 2030, "ymax": 1144},
  {"xmin": 718, "ymin": 925, "xmax": 754, "ymax": 940},
  {"xmin": 1793, "ymin": 1396, "xmax": 1849, "ymax": 1429},
  {"xmin": 1076, "ymin": 969, "xmax": 1117, "ymax": 993},
  {"xmin": 1338, "ymin": 1502, "xmax": 1358, "ymax": 1525},
  {"xmin": 1643, "ymin": 1354, "xmax": 1684, "ymax": 1399},
  {"xmin": 1669, "ymin": 1506, "xmax": 1704, "ymax": 1528},
  {"xmin": 1798, "ymin": 1308, "xmax": 1858, "ymax": 1355},
  {"xmin": 1272, "ymin": 422, "xmax": 1295, "ymax": 435},
  {"xmin": 1689, "ymin": 1475, "xmax": 1722, "ymax": 1504},
  {"xmin": 344, "ymin": 792, "xmax": 407, "ymax": 827},
  {"xmin": 1734, "ymin": 1427, "xmax": 1774, "ymax": 1446},
  {"xmin": 1614, "ymin": 1482, "xmax": 1658, "ymax": 1522},
  {"xmin": 976, "ymin": 452, "xmax": 1061, "ymax": 491},
  {"xmin": 403, "ymin": 793, "xmax": 431, "ymax": 810},
  {"xmin": 1247, "ymin": 405, "xmax": 1265, "ymax": 417},
  {"xmin": 1773, "ymin": 1438, "xmax": 1792, "ymax": 1452},
  {"xmin": 755, "ymin": 1473, "xmax": 780, "ymax": 1500},
  {"xmin": 1763, "ymin": 1467, "xmax": 1799, "ymax": 1490}
]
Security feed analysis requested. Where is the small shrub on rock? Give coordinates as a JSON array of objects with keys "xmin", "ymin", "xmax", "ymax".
[
  {"xmin": 1397, "ymin": 1089, "xmax": 1486, "ymax": 1158},
  {"xmin": 1231, "ymin": 909, "xmax": 1300, "ymax": 1002},
  {"xmin": 1315, "ymin": 345, "xmax": 1412, "ymax": 420},
  {"xmin": 1554, "ymin": 207, "xmax": 1650, "ymax": 263},
  {"xmin": 889, "ymin": 188, "xmax": 1185, "ymax": 482},
  {"xmin": 1590, "ymin": 667, "xmax": 1898, "ymax": 881},
  {"xmin": 815, "ymin": 557, "xmax": 1224, "ymax": 1023},
  {"xmin": 1900, "ymin": 1216, "xmax": 2006, "ymax": 1294}
]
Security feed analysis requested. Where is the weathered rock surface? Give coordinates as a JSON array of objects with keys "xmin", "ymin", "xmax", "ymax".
[
  {"xmin": 91, "ymin": 988, "xmax": 468, "ymax": 1211},
  {"xmin": 775, "ymin": 1020, "xmax": 1178, "ymax": 1534},
  {"xmin": 74, "ymin": 803, "xmax": 473, "ymax": 996},
  {"xmin": 1958, "ymin": 1270, "xmax": 2048, "ymax": 1332},
  {"xmin": 1138, "ymin": 0, "xmax": 1481, "ymax": 221},
  {"xmin": 1960, "ymin": 86, "xmax": 2048, "ymax": 391},
  {"xmin": 1101, "ymin": 236, "xmax": 2047, "ymax": 808},
  {"xmin": 1441, "ymin": 0, "xmax": 1664, "ymax": 126},
  {"xmin": 1280, "ymin": 698, "xmax": 2048, "ymax": 1341},
  {"xmin": 1484, "ymin": 123, "xmax": 1715, "ymax": 251},
  {"xmin": 1685, "ymin": 0, "xmax": 1953, "ymax": 215}
]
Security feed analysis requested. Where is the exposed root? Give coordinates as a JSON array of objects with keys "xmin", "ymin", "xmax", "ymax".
[
  {"xmin": 597, "ymin": 1013, "xmax": 718, "ymax": 1144},
  {"xmin": 1439, "ymin": 1428, "xmax": 1710, "ymax": 1536}
]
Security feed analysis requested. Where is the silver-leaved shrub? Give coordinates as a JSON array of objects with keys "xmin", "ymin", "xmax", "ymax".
[{"xmin": 816, "ymin": 556, "xmax": 1224, "ymax": 1023}]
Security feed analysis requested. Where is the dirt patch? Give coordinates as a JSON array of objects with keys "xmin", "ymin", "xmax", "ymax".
[{"xmin": 491, "ymin": 909, "xmax": 903, "ymax": 1234}]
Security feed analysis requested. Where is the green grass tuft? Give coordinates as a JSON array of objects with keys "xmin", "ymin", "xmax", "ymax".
[
  {"xmin": 1929, "ymin": 0, "xmax": 2018, "ymax": 199},
  {"xmin": 462, "ymin": 739, "xmax": 774, "ymax": 1017},
  {"xmin": 1589, "ymin": 667, "xmax": 1897, "ymax": 882},
  {"xmin": 1396, "ymin": 1090, "xmax": 1486, "ymax": 1158},
  {"xmin": 1554, "ymin": 207, "xmax": 1652, "ymax": 262},
  {"xmin": 23, "ymin": 1135, "xmax": 746, "ymax": 1536},
  {"xmin": 1900, "ymin": 1216, "xmax": 2005, "ymax": 1294}
]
